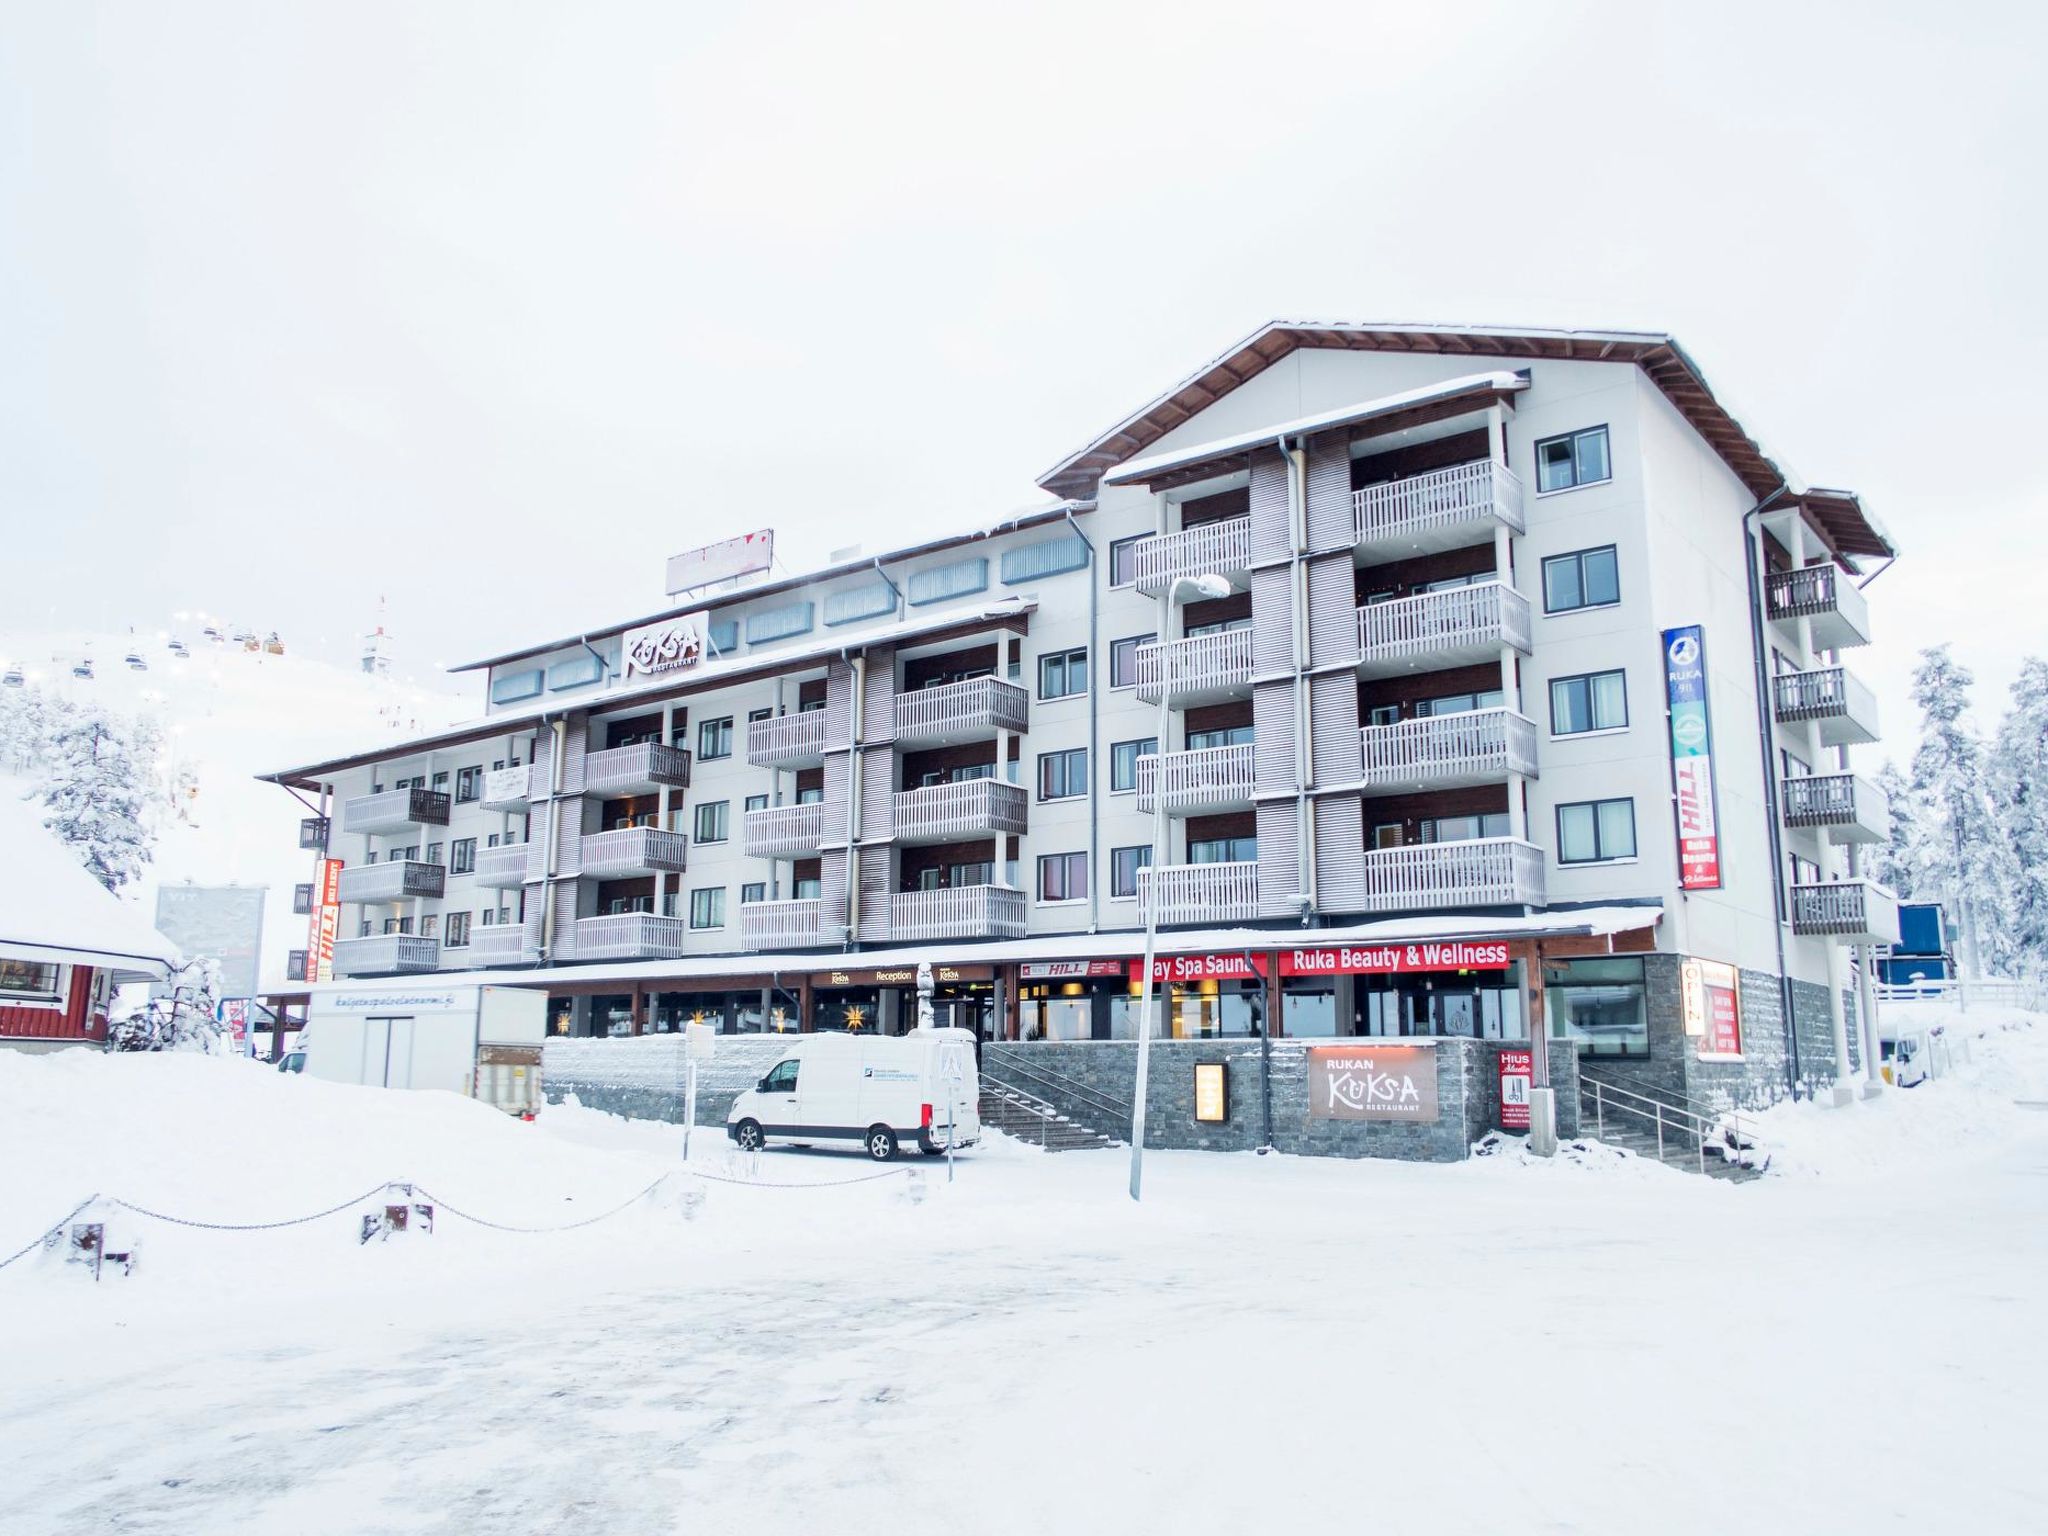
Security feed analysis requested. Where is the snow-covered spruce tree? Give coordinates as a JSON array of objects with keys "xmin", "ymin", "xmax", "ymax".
[
  {"xmin": 1986, "ymin": 657, "xmax": 2048, "ymax": 976},
  {"xmin": 40, "ymin": 705, "xmax": 154, "ymax": 893},
  {"xmin": 1900, "ymin": 646, "xmax": 2015, "ymax": 974},
  {"xmin": 1869, "ymin": 759, "xmax": 1920, "ymax": 897},
  {"xmin": 106, "ymin": 956, "xmax": 230, "ymax": 1053},
  {"xmin": 0, "ymin": 682, "xmax": 74, "ymax": 778}
]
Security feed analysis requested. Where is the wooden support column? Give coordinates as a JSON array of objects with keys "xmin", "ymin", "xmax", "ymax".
[
  {"xmin": 1521, "ymin": 940, "xmax": 1549, "ymax": 1088},
  {"xmin": 799, "ymin": 972, "xmax": 815, "ymax": 1033},
  {"xmin": 1264, "ymin": 949, "xmax": 1284, "ymax": 1039},
  {"xmin": 630, "ymin": 981, "xmax": 645, "ymax": 1036}
]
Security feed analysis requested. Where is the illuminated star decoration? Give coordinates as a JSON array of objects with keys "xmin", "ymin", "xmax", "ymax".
[{"xmin": 843, "ymin": 1005, "xmax": 865, "ymax": 1032}]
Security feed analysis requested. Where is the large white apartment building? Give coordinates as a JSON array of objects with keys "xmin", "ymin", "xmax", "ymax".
[{"xmin": 264, "ymin": 321, "xmax": 1897, "ymax": 1128}]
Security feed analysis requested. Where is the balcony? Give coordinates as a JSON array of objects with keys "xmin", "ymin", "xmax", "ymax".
[
  {"xmin": 744, "ymin": 801, "xmax": 826, "ymax": 859},
  {"xmin": 1360, "ymin": 837, "xmax": 1544, "ymax": 914},
  {"xmin": 741, "ymin": 897, "xmax": 837, "ymax": 950},
  {"xmin": 747, "ymin": 709, "xmax": 830, "ymax": 769},
  {"xmin": 1772, "ymin": 667, "xmax": 1879, "ymax": 747},
  {"xmin": 582, "ymin": 742, "xmax": 691, "ymax": 797},
  {"xmin": 468, "ymin": 923, "xmax": 532, "ymax": 965},
  {"xmin": 285, "ymin": 950, "xmax": 308, "ymax": 983},
  {"xmin": 1134, "ymin": 628, "xmax": 1255, "ymax": 707},
  {"xmin": 892, "ymin": 779, "xmax": 1028, "ymax": 846},
  {"xmin": 336, "ymin": 860, "xmax": 446, "ymax": 904},
  {"xmin": 1357, "ymin": 581, "xmax": 1530, "ymax": 678},
  {"xmin": 479, "ymin": 764, "xmax": 532, "ymax": 812},
  {"xmin": 578, "ymin": 826, "xmax": 690, "ymax": 878},
  {"xmin": 1137, "ymin": 861, "xmax": 1260, "ymax": 926},
  {"xmin": 473, "ymin": 842, "xmax": 532, "ymax": 889},
  {"xmin": 298, "ymin": 816, "xmax": 330, "ymax": 851},
  {"xmin": 1130, "ymin": 516, "xmax": 1253, "ymax": 598},
  {"xmin": 890, "ymin": 884, "xmax": 1027, "ymax": 942},
  {"xmin": 1766, "ymin": 564, "xmax": 1872, "ymax": 652},
  {"xmin": 1352, "ymin": 460, "xmax": 1525, "ymax": 561},
  {"xmin": 894, "ymin": 676, "xmax": 1030, "ymax": 747},
  {"xmin": 1136, "ymin": 743, "xmax": 1255, "ymax": 815},
  {"xmin": 1791, "ymin": 880, "xmax": 1900, "ymax": 944},
  {"xmin": 572, "ymin": 912, "xmax": 687, "ymax": 961},
  {"xmin": 1782, "ymin": 773, "xmax": 1889, "ymax": 845},
  {"xmin": 331, "ymin": 934, "xmax": 441, "ymax": 977},
  {"xmin": 340, "ymin": 787, "xmax": 451, "ymax": 835},
  {"xmin": 1360, "ymin": 708, "xmax": 1539, "ymax": 792}
]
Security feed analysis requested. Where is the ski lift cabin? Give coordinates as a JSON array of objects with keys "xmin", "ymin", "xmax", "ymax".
[
  {"xmin": 202, "ymin": 626, "xmax": 223, "ymax": 643},
  {"xmin": 263, "ymin": 633, "xmax": 285, "ymax": 655},
  {"xmin": 167, "ymin": 639, "xmax": 189, "ymax": 659},
  {"xmin": 71, "ymin": 660, "xmax": 94, "ymax": 680}
]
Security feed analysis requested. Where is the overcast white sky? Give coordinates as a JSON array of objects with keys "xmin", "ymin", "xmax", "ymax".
[{"xmin": 4, "ymin": 1, "xmax": 2044, "ymax": 750}]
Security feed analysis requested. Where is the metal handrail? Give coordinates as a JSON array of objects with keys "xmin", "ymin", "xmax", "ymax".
[
  {"xmin": 979, "ymin": 1080, "xmax": 1064, "ymax": 1150},
  {"xmin": 1577, "ymin": 1077, "xmax": 1759, "ymax": 1174},
  {"xmin": 1576, "ymin": 1062, "xmax": 1727, "ymax": 1122},
  {"xmin": 983, "ymin": 1052, "xmax": 1132, "ymax": 1136}
]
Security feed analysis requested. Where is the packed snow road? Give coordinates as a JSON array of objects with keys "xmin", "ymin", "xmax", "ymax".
[{"xmin": 1, "ymin": 1032, "xmax": 2045, "ymax": 1535}]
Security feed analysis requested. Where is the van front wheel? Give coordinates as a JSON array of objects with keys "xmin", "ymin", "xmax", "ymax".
[
  {"xmin": 734, "ymin": 1119, "xmax": 765, "ymax": 1153},
  {"xmin": 865, "ymin": 1126, "xmax": 898, "ymax": 1161}
]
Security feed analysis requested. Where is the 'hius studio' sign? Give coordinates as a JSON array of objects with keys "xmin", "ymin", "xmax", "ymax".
[
  {"xmin": 1305, "ymin": 1043, "xmax": 1440, "ymax": 1122},
  {"xmin": 623, "ymin": 612, "xmax": 711, "ymax": 678}
]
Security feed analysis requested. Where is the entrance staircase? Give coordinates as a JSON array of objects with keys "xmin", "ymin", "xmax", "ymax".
[
  {"xmin": 1576, "ymin": 1065, "xmax": 1768, "ymax": 1182},
  {"xmin": 979, "ymin": 1056, "xmax": 1126, "ymax": 1152}
]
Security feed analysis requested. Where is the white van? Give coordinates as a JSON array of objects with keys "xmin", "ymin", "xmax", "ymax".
[{"xmin": 726, "ymin": 1028, "xmax": 980, "ymax": 1160}]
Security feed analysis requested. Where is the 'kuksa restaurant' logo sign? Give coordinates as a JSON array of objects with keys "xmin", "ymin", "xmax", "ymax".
[
  {"xmin": 623, "ymin": 612, "xmax": 711, "ymax": 678},
  {"xmin": 1305, "ymin": 1043, "xmax": 1440, "ymax": 1122}
]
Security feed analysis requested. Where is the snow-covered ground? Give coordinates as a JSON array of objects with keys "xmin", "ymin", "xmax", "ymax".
[{"xmin": 2, "ymin": 1011, "xmax": 2044, "ymax": 1534}]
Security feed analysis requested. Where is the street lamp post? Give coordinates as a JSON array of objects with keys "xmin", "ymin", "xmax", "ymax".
[{"xmin": 1131, "ymin": 572, "xmax": 1231, "ymax": 1202}]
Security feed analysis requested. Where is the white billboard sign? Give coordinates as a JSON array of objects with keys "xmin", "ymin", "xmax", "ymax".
[
  {"xmin": 623, "ymin": 612, "xmax": 711, "ymax": 678},
  {"xmin": 665, "ymin": 529, "xmax": 774, "ymax": 595}
]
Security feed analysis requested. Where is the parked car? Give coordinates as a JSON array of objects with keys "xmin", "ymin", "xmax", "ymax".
[{"xmin": 726, "ymin": 1027, "xmax": 980, "ymax": 1160}]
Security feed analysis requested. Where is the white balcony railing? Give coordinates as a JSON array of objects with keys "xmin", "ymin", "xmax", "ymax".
[
  {"xmin": 1356, "ymin": 581, "xmax": 1530, "ymax": 675},
  {"xmin": 1130, "ymin": 516, "xmax": 1253, "ymax": 597},
  {"xmin": 1766, "ymin": 564, "xmax": 1872, "ymax": 652},
  {"xmin": 743, "ymin": 801, "xmax": 826, "ymax": 859},
  {"xmin": 747, "ymin": 710, "xmax": 830, "ymax": 768},
  {"xmin": 1781, "ymin": 773, "xmax": 1889, "ymax": 844},
  {"xmin": 1791, "ymin": 880, "xmax": 1900, "ymax": 944},
  {"xmin": 330, "ymin": 934, "xmax": 441, "ymax": 976},
  {"xmin": 741, "ymin": 897, "xmax": 835, "ymax": 950},
  {"xmin": 1137, "ymin": 861, "xmax": 1260, "ymax": 926},
  {"xmin": 1136, "ymin": 743, "xmax": 1256, "ymax": 814},
  {"xmin": 572, "ymin": 912, "xmax": 687, "ymax": 961},
  {"xmin": 340, "ymin": 786, "xmax": 451, "ymax": 835},
  {"xmin": 1359, "ymin": 837, "xmax": 1544, "ymax": 914},
  {"xmin": 578, "ymin": 826, "xmax": 690, "ymax": 877},
  {"xmin": 1352, "ymin": 460, "xmax": 1525, "ymax": 552},
  {"xmin": 893, "ymin": 676, "xmax": 1030, "ymax": 745},
  {"xmin": 473, "ymin": 842, "xmax": 531, "ymax": 889},
  {"xmin": 479, "ymin": 764, "xmax": 532, "ymax": 812},
  {"xmin": 1772, "ymin": 667, "xmax": 1879, "ymax": 746},
  {"xmin": 1359, "ymin": 708, "xmax": 1539, "ymax": 790},
  {"xmin": 892, "ymin": 779, "xmax": 1028, "ymax": 844},
  {"xmin": 1134, "ymin": 628, "xmax": 1255, "ymax": 707},
  {"xmin": 581, "ymin": 742, "xmax": 691, "ymax": 797},
  {"xmin": 890, "ymin": 884, "xmax": 1027, "ymax": 942},
  {"xmin": 467, "ymin": 923, "xmax": 531, "ymax": 964},
  {"xmin": 336, "ymin": 860, "xmax": 446, "ymax": 904}
]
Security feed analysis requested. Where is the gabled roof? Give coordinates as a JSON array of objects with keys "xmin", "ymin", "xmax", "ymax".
[
  {"xmin": 1040, "ymin": 320, "xmax": 1894, "ymax": 562},
  {"xmin": 0, "ymin": 798, "xmax": 180, "ymax": 977}
]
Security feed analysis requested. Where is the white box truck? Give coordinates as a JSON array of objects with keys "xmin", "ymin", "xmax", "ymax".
[
  {"xmin": 725, "ymin": 1027, "xmax": 980, "ymax": 1160},
  {"xmin": 300, "ymin": 984, "xmax": 546, "ymax": 1117}
]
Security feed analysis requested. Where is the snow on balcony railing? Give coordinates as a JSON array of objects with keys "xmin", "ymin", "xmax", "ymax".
[
  {"xmin": 892, "ymin": 779, "xmax": 1028, "ymax": 843},
  {"xmin": 572, "ymin": 913, "xmax": 687, "ymax": 961},
  {"xmin": 1134, "ymin": 628, "xmax": 1255, "ymax": 706},
  {"xmin": 746, "ymin": 710, "xmax": 829, "ymax": 767},
  {"xmin": 1130, "ymin": 516, "xmax": 1252, "ymax": 597},
  {"xmin": 1356, "ymin": 581, "xmax": 1530, "ymax": 670},
  {"xmin": 1137, "ymin": 861, "xmax": 1259, "ymax": 925},
  {"xmin": 1136, "ymin": 743, "xmax": 1255, "ymax": 814},
  {"xmin": 578, "ymin": 826, "xmax": 690, "ymax": 877},
  {"xmin": 893, "ymin": 676, "xmax": 1030, "ymax": 743},
  {"xmin": 740, "ymin": 897, "xmax": 833, "ymax": 950},
  {"xmin": 582, "ymin": 742, "xmax": 691, "ymax": 797},
  {"xmin": 473, "ymin": 842, "xmax": 531, "ymax": 888},
  {"xmin": 1359, "ymin": 837, "xmax": 1544, "ymax": 914},
  {"xmin": 1359, "ymin": 708, "xmax": 1538, "ymax": 788},
  {"xmin": 743, "ymin": 801, "xmax": 826, "ymax": 858},
  {"xmin": 330, "ymin": 934, "xmax": 441, "ymax": 976},
  {"xmin": 336, "ymin": 860, "xmax": 446, "ymax": 904},
  {"xmin": 1352, "ymin": 460, "xmax": 1524, "ymax": 546},
  {"xmin": 890, "ymin": 884, "xmax": 1027, "ymax": 941}
]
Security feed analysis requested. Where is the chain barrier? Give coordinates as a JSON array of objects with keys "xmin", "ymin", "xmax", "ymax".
[
  {"xmin": 0, "ymin": 1195, "xmax": 103, "ymax": 1272},
  {"xmin": 106, "ymin": 1183, "xmax": 401, "ymax": 1232},
  {"xmin": 412, "ymin": 1173, "xmax": 676, "ymax": 1233}
]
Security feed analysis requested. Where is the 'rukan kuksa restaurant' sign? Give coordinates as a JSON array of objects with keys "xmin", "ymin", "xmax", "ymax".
[{"xmin": 1131, "ymin": 942, "xmax": 1511, "ymax": 984}]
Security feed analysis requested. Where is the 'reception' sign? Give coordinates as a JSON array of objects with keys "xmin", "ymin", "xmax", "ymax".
[{"xmin": 1305, "ymin": 1043, "xmax": 1440, "ymax": 1122}]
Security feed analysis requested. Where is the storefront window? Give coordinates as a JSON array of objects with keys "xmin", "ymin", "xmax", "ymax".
[
  {"xmin": 1357, "ymin": 969, "xmax": 1526, "ymax": 1040},
  {"xmin": 1544, "ymin": 957, "xmax": 1649, "ymax": 1058},
  {"xmin": 1281, "ymin": 978, "xmax": 1338, "ymax": 1037}
]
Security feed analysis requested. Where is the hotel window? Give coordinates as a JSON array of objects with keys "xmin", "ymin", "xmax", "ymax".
[
  {"xmin": 741, "ymin": 881, "xmax": 766, "ymax": 905},
  {"xmin": 797, "ymin": 786, "xmax": 824, "ymax": 804},
  {"xmin": 1419, "ymin": 814, "xmax": 1510, "ymax": 843},
  {"xmin": 698, "ymin": 716, "xmax": 734, "ymax": 760},
  {"xmin": 1039, "ymin": 748, "xmax": 1088, "ymax": 800},
  {"xmin": 1544, "ymin": 956, "xmax": 1648, "ymax": 1058},
  {"xmin": 445, "ymin": 912, "xmax": 471, "ymax": 948},
  {"xmin": 907, "ymin": 556, "xmax": 990, "ymax": 606},
  {"xmin": 747, "ymin": 707, "xmax": 772, "ymax": 724},
  {"xmin": 455, "ymin": 766, "xmax": 482, "ymax": 803},
  {"xmin": 1557, "ymin": 798, "xmax": 1637, "ymax": 864},
  {"xmin": 1037, "ymin": 852, "xmax": 1087, "ymax": 903},
  {"xmin": 1189, "ymin": 836, "xmax": 1256, "ymax": 864},
  {"xmin": 744, "ymin": 793, "xmax": 769, "ymax": 815},
  {"xmin": 794, "ymin": 876, "xmax": 823, "ymax": 900},
  {"xmin": 1187, "ymin": 724, "xmax": 1255, "ymax": 750},
  {"xmin": 1366, "ymin": 705, "xmax": 1402, "ymax": 728},
  {"xmin": 1110, "ymin": 845, "xmax": 1152, "ymax": 898},
  {"xmin": 1551, "ymin": 669, "xmax": 1628, "ymax": 735},
  {"xmin": 420, "ymin": 915, "xmax": 439, "ymax": 938},
  {"xmin": 1000, "ymin": 533, "xmax": 1089, "ymax": 584},
  {"xmin": 1543, "ymin": 546, "xmax": 1620, "ymax": 613},
  {"xmin": 450, "ymin": 837, "xmax": 476, "ymax": 875},
  {"xmin": 1535, "ymin": 425, "xmax": 1611, "ymax": 493},
  {"xmin": 694, "ymin": 800, "xmax": 730, "ymax": 844},
  {"xmin": 1109, "ymin": 535, "xmax": 1143, "ymax": 588},
  {"xmin": 707, "ymin": 619, "xmax": 739, "ymax": 653},
  {"xmin": 1109, "ymin": 634, "xmax": 1154, "ymax": 689},
  {"xmin": 1185, "ymin": 615, "xmax": 1252, "ymax": 637},
  {"xmin": 1110, "ymin": 737, "xmax": 1156, "ymax": 793},
  {"xmin": 1417, "ymin": 688, "xmax": 1505, "ymax": 717},
  {"xmin": 1039, "ymin": 647, "xmax": 1089, "ymax": 699},
  {"xmin": 744, "ymin": 602, "xmax": 814, "ymax": 644},
  {"xmin": 823, "ymin": 581, "xmax": 895, "ymax": 626},
  {"xmin": 689, "ymin": 887, "xmax": 726, "ymax": 930}
]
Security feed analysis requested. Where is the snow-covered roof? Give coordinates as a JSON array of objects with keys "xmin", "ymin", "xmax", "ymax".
[
  {"xmin": 306, "ymin": 906, "xmax": 1663, "ymax": 997},
  {"xmin": 0, "ymin": 797, "xmax": 181, "ymax": 978},
  {"xmin": 1102, "ymin": 371, "xmax": 1528, "ymax": 487}
]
